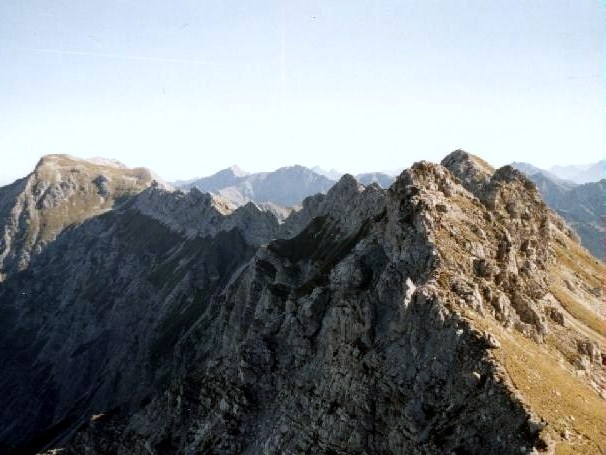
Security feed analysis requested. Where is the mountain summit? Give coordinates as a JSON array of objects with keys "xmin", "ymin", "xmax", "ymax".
[
  {"xmin": 0, "ymin": 154, "xmax": 163, "ymax": 280},
  {"xmin": 0, "ymin": 151, "xmax": 603, "ymax": 454}
]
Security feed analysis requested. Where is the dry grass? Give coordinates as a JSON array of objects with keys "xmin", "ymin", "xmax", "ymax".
[
  {"xmin": 31, "ymin": 155, "xmax": 154, "ymax": 244},
  {"xmin": 36, "ymin": 154, "xmax": 152, "ymax": 181},
  {"xmin": 468, "ymin": 315, "xmax": 606, "ymax": 455},
  {"xmin": 469, "ymin": 154, "xmax": 495, "ymax": 174},
  {"xmin": 552, "ymin": 234, "xmax": 603, "ymax": 290},
  {"xmin": 550, "ymin": 284, "xmax": 605, "ymax": 338},
  {"xmin": 549, "ymin": 230, "xmax": 604, "ymax": 340},
  {"xmin": 497, "ymin": 333, "xmax": 606, "ymax": 454}
]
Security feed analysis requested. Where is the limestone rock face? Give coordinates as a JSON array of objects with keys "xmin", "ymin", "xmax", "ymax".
[
  {"xmin": 131, "ymin": 187, "xmax": 280, "ymax": 245},
  {"xmin": 0, "ymin": 152, "xmax": 603, "ymax": 454},
  {"xmin": 280, "ymin": 174, "xmax": 385, "ymax": 238}
]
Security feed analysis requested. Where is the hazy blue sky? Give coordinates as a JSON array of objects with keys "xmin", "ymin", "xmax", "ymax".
[{"xmin": 0, "ymin": 1, "xmax": 603, "ymax": 184}]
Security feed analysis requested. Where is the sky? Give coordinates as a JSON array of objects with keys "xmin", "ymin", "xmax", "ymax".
[{"xmin": 0, "ymin": 0, "xmax": 603, "ymax": 184}]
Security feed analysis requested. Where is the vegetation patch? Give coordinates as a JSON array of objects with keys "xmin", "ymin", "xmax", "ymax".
[{"xmin": 496, "ymin": 331, "xmax": 606, "ymax": 455}]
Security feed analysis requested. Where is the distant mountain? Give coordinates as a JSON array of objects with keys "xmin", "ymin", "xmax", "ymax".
[
  {"xmin": 177, "ymin": 165, "xmax": 402, "ymax": 207},
  {"xmin": 179, "ymin": 165, "xmax": 335, "ymax": 207},
  {"xmin": 527, "ymin": 172, "xmax": 577, "ymax": 203},
  {"xmin": 543, "ymin": 179, "xmax": 605, "ymax": 261},
  {"xmin": 179, "ymin": 166, "xmax": 248, "ymax": 194},
  {"xmin": 548, "ymin": 160, "xmax": 604, "ymax": 184},
  {"xmin": 355, "ymin": 172, "xmax": 395, "ymax": 188},
  {"xmin": 510, "ymin": 162, "xmax": 560, "ymax": 181},
  {"xmin": 511, "ymin": 160, "xmax": 604, "ymax": 185},
  {"xmin": 311, "ymin": 166, "xmax": 343, "ymax": 181},
  {"xmin": 312, "ymin": 167, "xmax": 399, "ymax": 188},
  {"xmin": 511, "ymin": 162, "xmax": 604, "ymax": 260}
]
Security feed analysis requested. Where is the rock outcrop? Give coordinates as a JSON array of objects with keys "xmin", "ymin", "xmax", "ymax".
[{"xmin": 0, "ymin": 151, "xmax": 603, "ymax": 454}]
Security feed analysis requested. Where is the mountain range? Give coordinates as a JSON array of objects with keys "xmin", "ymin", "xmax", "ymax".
[
  {"xmin": 0, "ymin": 151, "xmax": 603, "ymax": 454},
  {"xmin": 549, "ymin": 161, "xmax": 604, "ymax": 184},
  {"xmin": 511, "ymin": 160, "xmax": 604, "ymax": 184},
  {"xmin": 176, "ymin": 161, "xmax": 604, "ymax": 261},
  {"xmin": 177, "ymin": 166, "xmax": 396, "ymax": 207},
  {"xmin": 178, "ymin": 165, "xmax": 336, "ymax": 207}
]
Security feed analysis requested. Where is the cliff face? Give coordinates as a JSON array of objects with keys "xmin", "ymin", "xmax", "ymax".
[{"xmin": 0, "ymin": 152, "xmax": 603, "ymax": 454}]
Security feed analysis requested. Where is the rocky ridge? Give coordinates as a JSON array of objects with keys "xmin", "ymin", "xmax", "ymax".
[{"xmin": 0, "ymin": 151, "xmax": 603, "ymax": 454}]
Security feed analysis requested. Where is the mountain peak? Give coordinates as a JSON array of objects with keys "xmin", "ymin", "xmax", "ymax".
[
  {"xmin": 227, "ymin": 165, "xmax": 248, "ymax": 177},
  {"xmin": 274, "ymin": 164, "xmax": 315, "ymax": 174},
  {"xmin": 510, "ymin": 161, "xmax": 548, "ymax": 177},
  {"xmin": 87, "ymin": 157, "xmax": 128, "ymax": 169},
  {"xmin": 34, "ymin": 154, "xmax": 159, "ymax": 184},
  {"xmin": 312, "ymin": 166, "xmax": 342, "ymax": 180},
  {"xmin": 35, "ymin": 153, "xmax": 82, "ymax": 173},
  {"xmin": 441, "ymin": 149, "xmax": 494, "ymax": 175},
  {"xmin": 181, "ymin": 164, "xmax": 335, "ymax": 208},
  {"xmin": 0, "ymin": 155, "xmax": 161, "ymax": 277},
  {"xmin": 441, "ymin": 149, "xmax": 494, "ymax": 194},
  {"xmin": 328, "ymin": 173, "xmax": 364, "ymax": 196},
  {"xmin": 549, "ymin": 160, "xmax": 605, "ymax": 184}
]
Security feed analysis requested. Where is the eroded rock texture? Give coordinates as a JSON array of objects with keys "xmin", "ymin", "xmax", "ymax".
[{"xmin": 0, "ymin": 152, "xmax": 603, "ymax": 454}]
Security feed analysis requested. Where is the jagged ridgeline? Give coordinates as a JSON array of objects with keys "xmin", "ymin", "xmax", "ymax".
[{"xmin": 0, "ymin": 152, "xmax": 603, "ymax": 454}]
